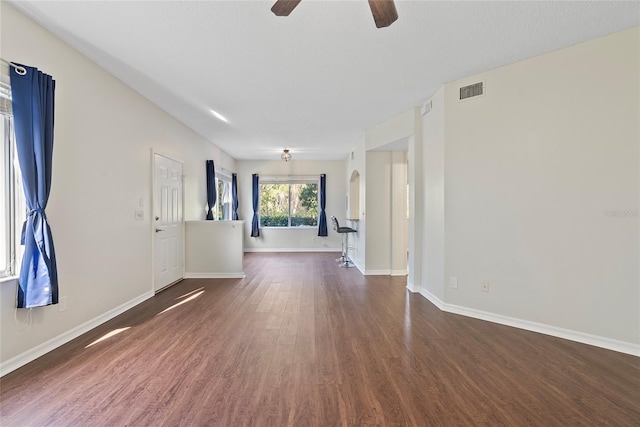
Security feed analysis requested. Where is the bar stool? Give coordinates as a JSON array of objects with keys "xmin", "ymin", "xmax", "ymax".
[{"xmin": 331, "ymin": 216, "xmax": 356, "ymax": 268}]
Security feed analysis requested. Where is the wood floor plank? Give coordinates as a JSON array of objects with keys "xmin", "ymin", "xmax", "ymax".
[{"xmin": 1, "ymin": 252, "xmax": 638, "ymax": 426}]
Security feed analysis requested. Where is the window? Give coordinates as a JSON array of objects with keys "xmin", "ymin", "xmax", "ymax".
[
  {"xmin": 260, "ymin": 180, "xmax": 318, "ymax": 227},
  {"xmin": 215, "ymin": 173, "xmax": 232, "ymax": 220},
  {"xmin": 1, "ymin": 80, "xmax": 25, "ymax": 278}
]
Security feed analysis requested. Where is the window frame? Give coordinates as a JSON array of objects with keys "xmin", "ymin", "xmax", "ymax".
[
  {"xmin": 1, "ymin": 81, "xmax": 24, "ymax": 280},
  {"xmin": 214, "ymin": 171, "xmax": 232, "ymax": 221},
  {"xmin": 259, "ymin": 177, "xmax": 319, "ymax": 229}
]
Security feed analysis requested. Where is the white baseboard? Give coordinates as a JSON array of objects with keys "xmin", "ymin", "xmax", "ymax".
[
  {"xmin": 406, "ymin": 281, "xmax": 418, "ymax": 293},
  {"xmin": 364, "ymin": 269, "xmax": 391, "ymax": 276},
  {"xmin": 419, "ymin": 287, "xmax": 446, "ymax": 310},
  {"xmin": 415, "ymin": 288, "xmax": 639, "ymax": 357},
  {"xmin": 0, "ymin": 291, "xmax": 154, "ymax": 377},
  {"xmin": 244, "ymin": 248, "xmax": 341, "ymax": 253},
  {"xmin": 184, "ymin": 272, "xmax": 245, "ymax": 279},
  {"xmin": 363, "ymin": 269, "xmax": 407, "ymax": 276},
  {"xmin": 352, "ymin": 259, "xmax": 365, "ymax": 275}
]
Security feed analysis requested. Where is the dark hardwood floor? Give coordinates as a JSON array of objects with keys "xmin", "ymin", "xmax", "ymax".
[{"xmin": 1, "ymin": 252, "xmax": 638, "ymax": 426}]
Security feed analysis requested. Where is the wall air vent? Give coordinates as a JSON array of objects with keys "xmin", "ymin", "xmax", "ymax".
[{"xmin": 459, "ymin": 82, "xmax": 484, "ymax": 100}]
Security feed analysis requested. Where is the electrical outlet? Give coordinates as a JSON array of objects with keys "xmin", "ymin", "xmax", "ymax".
[
  {"xmin": 481, "ymin": 281, "xmax": 489, "ymax": 293},
  {"xmin": 59, "ymin": 296, "xmax": 68, "ymax": 312},
  {"xmin": 449, "ymin": 277, "xmax": 458, "ymax": 289}
]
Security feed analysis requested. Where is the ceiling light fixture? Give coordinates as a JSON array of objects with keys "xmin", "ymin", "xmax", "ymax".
[
  {"xmin": 210, "ymin": 109, "xmax": 228, "ymax": 123},
  {"xmin": 281, "ymin": 149, "xmax": 292, "ymax": 162}
]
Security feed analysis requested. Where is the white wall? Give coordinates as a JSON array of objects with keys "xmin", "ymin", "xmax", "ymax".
[
  {"xmin": 365, "ymin": 109, "xmax": 415, "ymax": 150},
  {"xmin": 421, "ymin": 88, "xmax": 445, "ymax": 301},
  {"xmin": 390, "ymin": 150, "xmax": 408, "ymax": 275},
  {"xmin": 1, "ymin": 4, "xmax": 234, "ymax": 367},
  {"xmin": 236, "ymin": 160, "xmax": 344, "ymax": 251},
  {"xmin": 354, "ymin": 109, "xmax": 417, "ymax": 276},
  {"xmin": 354, "ymin": 28, "xmax": 639, "ymax": 352},
  {"xmin": 364, "ymin": 150, "xmax": 408, "ymax": 274},
  {"xmin": 407, "ymin": 111, "xmax": 423, "ymax": 292},
  {"xmin": 365, "ymin": 152, "xmax": 392, "ymax": 272},
  {"xmin": 346, "ymin": 136, "xmax": 366, "ymax": 269},
  {"xmin": 441, "ymin": 28, "xmax": 639, "ymax": 344},
  {"xmin": 185, "ymin": 221, "xmax": 244, "ymax": 278}
]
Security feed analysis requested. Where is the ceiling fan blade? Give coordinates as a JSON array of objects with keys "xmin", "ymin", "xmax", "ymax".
[
  {"xmin": 368, "ymin": 0, "xmax": 398, "ymax": 28},
  {"xmin": 271, "ymin": 0, "xmax": 302, "ymax": 17}
]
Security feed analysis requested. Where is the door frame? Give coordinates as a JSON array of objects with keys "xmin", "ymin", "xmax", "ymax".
[{"xmin": 150, "ymin": 149, "xmax": 186, "ymax": 293}]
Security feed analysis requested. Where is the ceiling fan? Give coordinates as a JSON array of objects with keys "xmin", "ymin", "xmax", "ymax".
[{"xmin": 271, "ymin": 0, "xmax": 398, "ymax": 28}]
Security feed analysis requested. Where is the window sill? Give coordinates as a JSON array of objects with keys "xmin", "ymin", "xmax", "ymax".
[
  {"xmin": 260, "ymin": 226, "xmax": 318, "ymax": 230},
  {"xmin": 0, "ymin": 275, "xmax": 18, "ymax": 285}
]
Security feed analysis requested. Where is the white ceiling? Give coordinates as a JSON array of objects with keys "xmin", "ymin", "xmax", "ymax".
[{"xmin": 8, "ymin": 1, "xmax": 639, "ymax": 160}]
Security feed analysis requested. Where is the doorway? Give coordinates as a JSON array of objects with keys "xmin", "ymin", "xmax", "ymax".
[
  {"xmin": 153, "ymin": 153, "xmax": 184, "ymax": 292},
  {"xmin": 365, "ymin": 145, "xmax": 409, "ymax": 275}
]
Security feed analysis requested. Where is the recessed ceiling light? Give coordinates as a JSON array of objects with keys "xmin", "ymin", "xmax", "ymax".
[{"xmin": 210, "ymin": 109, "xmax": 228, "ymax": 123}]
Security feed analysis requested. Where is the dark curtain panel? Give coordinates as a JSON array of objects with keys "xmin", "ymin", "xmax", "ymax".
[
  {"xmin": 206, "ymin": 160, "xmax": 216, "ymax": 220},
  {"xmin": 251, "ymin": 173, "xmax": 260, "ymax": 237},
  {"xmin": 10, "ymin": 63, "xmax": 58, "ymax": 308},
  {"xmin": 318, "ymin": 174, "xmax": 328, "ymax": 236},
  {"xmin": 232, "ymin": 173, "xmax": 239, "ymax": 220}
]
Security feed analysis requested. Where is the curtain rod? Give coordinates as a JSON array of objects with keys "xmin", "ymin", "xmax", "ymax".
[{"xmin": 0, "ymin": 58, "xmax": 27, "ymax": 75}]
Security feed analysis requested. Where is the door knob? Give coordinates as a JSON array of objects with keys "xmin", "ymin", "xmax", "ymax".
[{"xmin": 155, "ymin": 228, "xmax": 165, "ymax": 233}]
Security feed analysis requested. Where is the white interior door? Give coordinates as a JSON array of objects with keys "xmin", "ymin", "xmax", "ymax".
[{"xmin": 153, "ymin": 153, "xmax": 184, "ymax": 292}]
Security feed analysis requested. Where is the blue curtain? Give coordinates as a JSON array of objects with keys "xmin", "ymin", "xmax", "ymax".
[
  {"xmin": 232, "ymin": 173, "xmax": 239, "ymax": 220},
  {"xmin": 10, "ymin": 63, "xmax": 58, "ymax": 308},
  {"xmin": 251, "ymin": 174, "xmax": 259, "ymax": 237},
  {"xmin": 318, "ymin": 174, "xmax": 328, "ymax": 236},
  {"xmin": 206, "ymin": 160, "xmax": 216, "ymax": 220}
]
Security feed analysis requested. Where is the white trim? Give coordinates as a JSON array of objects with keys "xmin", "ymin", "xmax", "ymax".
[
  {"xmin": 215, "ymin": 169, "xmax": 232, "ymax": 182},
  {"xmin": 0, "ymin": 291, "xmax": 154, "ymax": 377},
  {"xmin": 0, "ymin": 275, "xmax": 17, "ymax": 285},
  {"xmin": 260, "ymin": 175, "xmax": 319, "ymax": 183},
  {"xmin": 359, "ymin": 269, "xmax": 408, "ymax": 276},
  {"xmin": 443, "ymin": 303, "xmax": 640, "ymax": 357},
  {"xmin": 406, "ymin": 281, "xmax": 418, "ymax": 293},
  {"xmin": 418, "ymin": 287, "xmax": 446, "ymax": 311},
  {"xmin": 244, "ymin": 248, "xmax": 340, "ymax": 253},
  {"xmin": 185, "ymin": 220, "xmax": 245, "ymax": 224},
  {"xmin": 184, "ymin": 272, "xmax": 245, "ymax": 279},
  {"xmin": 150, "ymin": 149, "xmax": 186, "ymax": 293},
  {"xmin": 364, "ymin": 269, "xmax": 391, "ymax": 276},
  {"xmin": 415, "ymin": 289, "xmax": 639, "ymax": 357},
  {"xmin": 352, "ymin": 259, "xmax": 365, "ymax": 275},
  {"xmin": 150, "ymin": 148, "xmax": 156, "ymax": 294},
  {"xmin": 154, "ymin": 278, "xmax": 184, "ymax": 294},
  {"xmin": 259, "ymin": 226, "xmax": 318, "ymax": 230}
]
